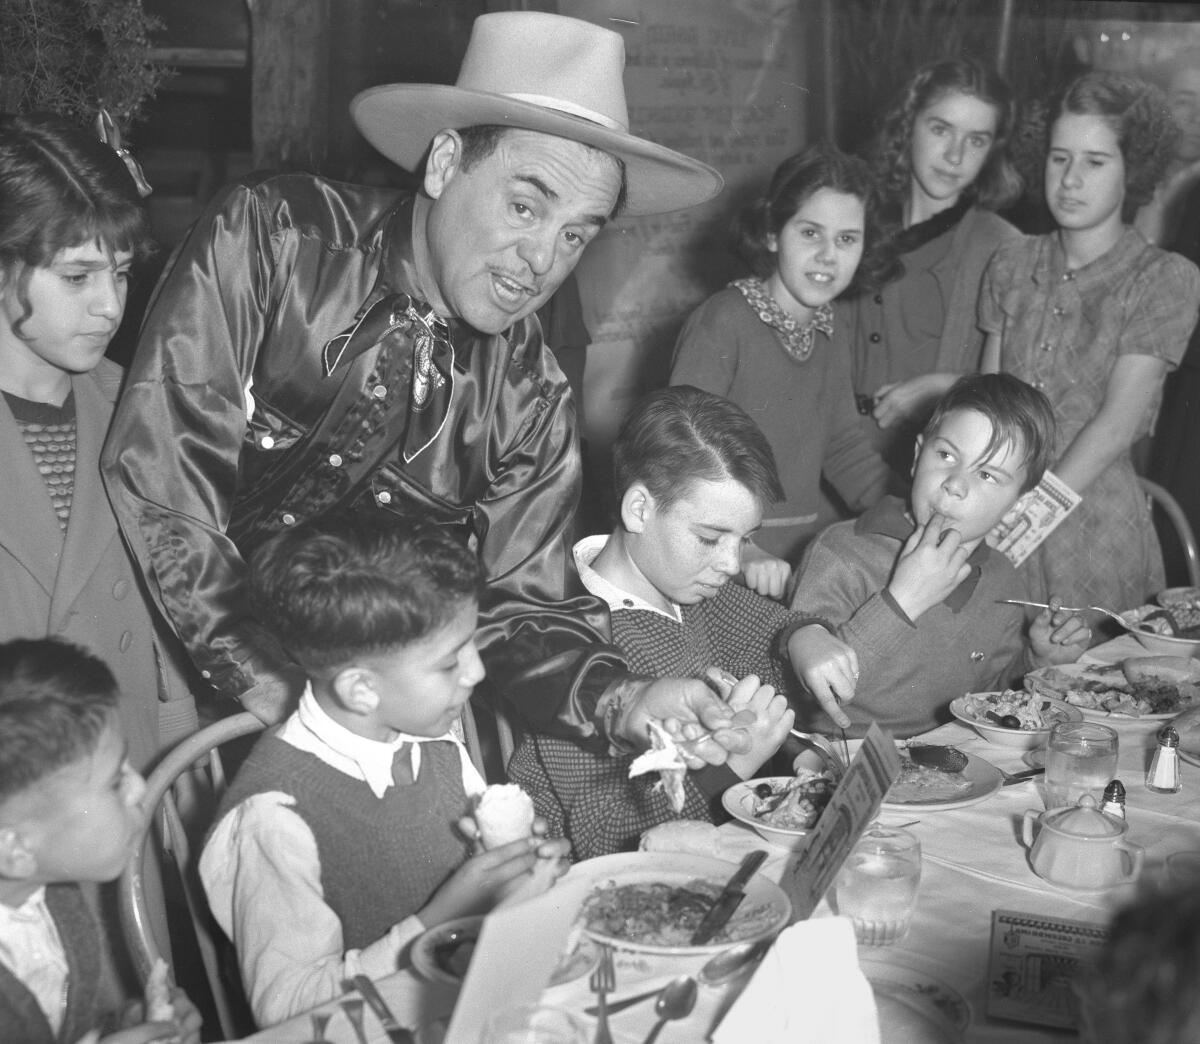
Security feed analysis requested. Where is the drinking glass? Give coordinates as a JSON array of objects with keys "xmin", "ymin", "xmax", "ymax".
[
  {"xmin": 1044, "ymin": 721, "xmax": 1119, "ymax": 809},
  {"xmin": 482, "ymin": 1004, "xmax": 589, "ymax": 1044},
  {"xmin": 834, "ymin": 825, "xmax": 922, "ymax": 945}
]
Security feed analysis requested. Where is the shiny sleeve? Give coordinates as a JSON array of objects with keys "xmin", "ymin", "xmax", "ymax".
[{"xmin": 101, "ymin": 181, "xmax": 295, "ymax": 714}]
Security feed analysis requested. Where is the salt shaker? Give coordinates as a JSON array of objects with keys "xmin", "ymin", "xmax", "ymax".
[
  {"xmin": 1101, "ymin": 779, "xmax": 1126, "ymax": 818},
  {"xmin": 1146, "ymin": 725, "xmax": 1182, "ymax": 794}
]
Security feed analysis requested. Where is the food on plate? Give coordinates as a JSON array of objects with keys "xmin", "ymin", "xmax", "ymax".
[
  {"xmin": 640, "ymin": 819, "xmax": 725, "ymax": 855},
  {"xmin": 628, "ymin": 720, "xmax": 688, "ymax": 812},
  {"xmin": 1122, "ymin": 656, "xmax": 1200, "ymax": 687},
  {"xmin": 433, "ymin": 928, "xmax": 477, "ymax": 979},
  {"xmin": 956, "ymin": 690, "xmax": 1070, "ymax": 731},
  {"xmin": 474, "ymin": 783, "xmax": 535, "ymax": 848},
  {"xmin": 745, "ymin": 769, "xmax": 835, "ymax": 830},
  {"xmin": 885, "ymin": 751, "xmax": 972, "ymax": 804},
  {"xmin": 582, "ymin": 879, "xmax": 776, "ymax": 947},
  {"xmin": 145, "ymin": 957, "xmax": 174, "ymax": 1023},
  {"xmin": 1137, "ymin": 606, "xmax": 1200, "ymax": 640},
  {"xmin": 1025, "ymin": 661, "xmax": 1200, "ymax": 717}
]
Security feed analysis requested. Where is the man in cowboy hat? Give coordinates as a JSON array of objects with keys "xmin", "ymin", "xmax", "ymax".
[{"xmin": 103, "ymin": 11, "xmax": 755, "ymax": 764}]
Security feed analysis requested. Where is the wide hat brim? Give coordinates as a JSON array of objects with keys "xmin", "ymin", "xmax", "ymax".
[{"xmin": 351, "ymin": 84, "xmax": 723, "ymax": 217}]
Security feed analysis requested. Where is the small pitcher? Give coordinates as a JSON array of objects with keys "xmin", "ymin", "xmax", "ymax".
[{"xmin": 1022, "ymin": 794, "xmax": 1144, "ymax": 890}]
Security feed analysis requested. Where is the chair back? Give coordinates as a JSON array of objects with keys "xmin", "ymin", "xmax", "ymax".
[
  {"xmin": 1141, "ymin": 477, "xmax": 1200, "ymax": 588},
  {"xmin": 119, "ymin": 711, "xmax": 266, "ymax": 1040}
]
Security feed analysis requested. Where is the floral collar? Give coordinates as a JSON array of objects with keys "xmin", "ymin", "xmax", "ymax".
[{"xmin": 732, "ymin": 277, "xmax": 834, "ymax": 361}]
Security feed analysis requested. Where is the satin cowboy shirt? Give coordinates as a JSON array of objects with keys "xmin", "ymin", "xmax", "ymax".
[{"xmin": 102, "ymin": 173, "xmax": 625, "ymax": 740}]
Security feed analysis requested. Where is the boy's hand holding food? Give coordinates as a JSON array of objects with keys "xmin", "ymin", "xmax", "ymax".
[
  {"xmin": 1029, "ymin": 596, "xmax": 1092, "ymax": 666},
  {"xmin": 787, "ymin": 625, "xmax": 858, "ymax": 728},
  {"xmin": 889, "ymin": 513, "xmax": 972, "ymax": 620}
]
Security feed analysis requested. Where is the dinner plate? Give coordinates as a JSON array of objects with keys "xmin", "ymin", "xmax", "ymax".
[
  {"xmin": 950, "ymin": 692, "xmax": 1081, "ymax": 749},
  {"xmin": 880, "ymin": 750, "xmax": 1003, "ymax": 812},
  {"xmin": 860, "ymin": 952, "xmax": 970, "ymax": 1044},
  {"xmin": 1026, "ymin": 663, "xmax": 1189, "ymax": 720},
  {"xmin": 565, "ymin": 851, "xmax": 791, "ymax": 956},
  {"xmin": 411, "ymin": 914, "xmax": 598, "ymax": 988}
]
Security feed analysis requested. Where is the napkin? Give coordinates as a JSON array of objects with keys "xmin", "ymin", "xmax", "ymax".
[{"xmin": 711, "ymin": 917, "xmax": 879, "ymax": 1043}]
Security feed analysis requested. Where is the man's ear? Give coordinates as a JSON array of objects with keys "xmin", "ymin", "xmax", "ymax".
[
  {"xmin": 0, "ymin": 828, "xmax": 37, "ymax": 880},
  {"xmin": 423, "ymin": 130, "xmax": 464, "ymax": 201},
  {"xmin": 911, "ymin": 433, "xmax": 924, "ymax": 479},
  {"xmin": 621, "ymin": 483, "xmax": 653, "ymax": 535},
  {"xmin": 332, "ymin": 666, "xmax": 380, "ymax": 716}
]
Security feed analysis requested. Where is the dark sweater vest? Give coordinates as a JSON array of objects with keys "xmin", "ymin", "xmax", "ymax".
[
  {"xmin": 0, "ymin": 884, "xmax": 103, "ymax": 1044},
  {"xmin": 216, "ymin": 734, "xmax": 471, "ymax": 950}
]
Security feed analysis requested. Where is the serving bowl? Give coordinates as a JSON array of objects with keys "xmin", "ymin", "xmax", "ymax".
[
  {"xmin": 950, "ymin": 692, "xmax": 1082, "ymax": 749},
  {"xmin": 721, "ymin": 775, "xmax": 830, "ymax": 849},
  {"xmin": 1120, "ymin": 605, "xmax": 1200, "ymax": 658}
]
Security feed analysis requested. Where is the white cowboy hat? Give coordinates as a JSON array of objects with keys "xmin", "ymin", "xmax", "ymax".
[{"xmin": 350, "ymin": 11, "xmax": 723, "ymax": 216}]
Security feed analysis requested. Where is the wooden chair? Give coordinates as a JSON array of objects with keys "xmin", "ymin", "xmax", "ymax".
[
  {"xmin": 1141, "ymin": 477, "xmax": 1200, "ymax": 588},
  {"xmin": 118, "ymin": 711, "xmax": 265, "ymax": 1041}
]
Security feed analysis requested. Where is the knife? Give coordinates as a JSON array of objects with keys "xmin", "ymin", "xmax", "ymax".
[
  {"xmin": 350, "ymin": 974, "xmax": 414, "ymax": 1043},
  {"xmin": 689, "ymin": 849, "xmax": 768, "ymax": 945},
  {"xmin": 1001, "ymin": 767, "xmax": 1046, "ymax": 787}
]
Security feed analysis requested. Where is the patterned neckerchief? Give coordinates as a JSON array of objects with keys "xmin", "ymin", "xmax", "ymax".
[{"xmin": 732, "ymin": 277, "xmax": 834, "ymax": 362}]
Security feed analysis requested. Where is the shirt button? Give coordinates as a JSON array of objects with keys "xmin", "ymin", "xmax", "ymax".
[
  {"xmin": 119, "ymin": 631, "xmax": 133, "ymax": 652},
  {"xmin": 1041, "ymin": 341, "xmax": 1052, "ymax": 351},
  {"xmin": 376, "ymin": 491, "xmax": 393, "ymax": 505},
  {"xmin": 281, "ymin": 512, "xmax": 297, "ymax": 526},
  {"xmin": 1052, "ymin": 306, "xmax": 1065, "ymax": 317},
  {"xmin": 328, "ymin": 453, "xmax": 343, "ymax": 468},
  {"xmin": 1063, "ymin": 271, "xmax": 1075, "ymax": 281},
  {"xmin": 874, "ymin": 294, "xmax": 883, "ymax": 304},
  {"xmin": 371, "ymin": 384, "xmax": 387, "ymax": 399},
  {"xmin": 112, "ymin": 580, "xmax": 130, "ymax": 600},
  {"xmin": 970, "ymin": 650, "xmax": 984, "ymax": 662},
  {"xmin": 260, "ymin": 435, "xmax": 275, "ymax": 449},
  {"xmin": 869, "ymin": 332, "xmax": 881, "ymax": 343},
  {"xmin": 201, "ymin": 670, "xmax": 212, "ymax": 679}
]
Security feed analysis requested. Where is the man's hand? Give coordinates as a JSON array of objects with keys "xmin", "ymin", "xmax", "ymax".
[
  {"xmin": 888, "ymin": 513, "xmax": 972, "ymax": 621},
  {"xmin": 786, "ymin": 625, "xmax": 857, "ymax": 728},
  {"xmin": 1029, "ymin": 596, "xmax": 1092, "ymax": 667},
  {"xmin": 740, "ymin": 542, "xmax": 791, "ymax": 600},
  {"xmin": 615, "ymin": 676, "xmax": 754, "ymax": 768},
  {"xmin": 723, "ymin": 675, "xmax": 794, "ymax": 779}
]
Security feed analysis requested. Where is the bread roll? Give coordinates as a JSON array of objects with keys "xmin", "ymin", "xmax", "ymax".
[
  {"xmin": 640, "ymin": 819, "xmax": 723, "ymax": 855},
  {"xmin": 1122, "ymin": 655, "xmax": 1200, "ymax": 686},
  {"xmin": 474, "ymin": 784, "xmax": 535, "ymax": 849}
]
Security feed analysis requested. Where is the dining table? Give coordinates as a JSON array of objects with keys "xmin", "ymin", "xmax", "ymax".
[{"xmin": 237, "ymin": 633, "xmax": 1200, "ymax": 1043}]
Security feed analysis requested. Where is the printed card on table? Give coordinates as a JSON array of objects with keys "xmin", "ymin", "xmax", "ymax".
[
  {"xmin": 781, "ymin": 723, "xmax": 901, "ymax": 921},
  {"xmin": 986, "ymin": 909, "xmax": 1109, "ymax": 1030},
  {"xmin": 987, "ymin": 470, "xmax": 1081, "ymax": 568}
]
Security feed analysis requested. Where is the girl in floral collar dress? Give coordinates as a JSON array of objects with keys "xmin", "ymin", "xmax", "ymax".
[{"xmin": 670, "ymin": 143, "xmax": 893, "ymax": 588}]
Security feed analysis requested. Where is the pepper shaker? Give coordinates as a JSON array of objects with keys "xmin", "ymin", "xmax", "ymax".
[
  {"xmin": 1146, "ymin": 725, "xmax": 1182, "ymax": 794},
  {"xmin": 1101, "ymin": 779, "xmax": 1126, "ymax": 818}
]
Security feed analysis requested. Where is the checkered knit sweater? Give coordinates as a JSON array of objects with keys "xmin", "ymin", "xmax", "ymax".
[
  {"xmin": 509, "ymin": 579, "xmax": 808, "ymax": 860},
  {"xmin": 4, "ymin": 391, "xmax": 75, "ymax": 531}
]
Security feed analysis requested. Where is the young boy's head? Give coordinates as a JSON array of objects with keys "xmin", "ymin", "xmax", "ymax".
[
  {"xmin": 609, "ymin": 385, "xmax": 784, "ymax": 605},
  {"xmin": 249, "ymin": 511, "xmax": 485, "ymax": 741},
  {"xmin": 911, "ymin": 373, "xmax": 1056, "ymax": 547},
  {"xmin": 0, "ymin": 638, "xmax": 146, "ymax": 901}
]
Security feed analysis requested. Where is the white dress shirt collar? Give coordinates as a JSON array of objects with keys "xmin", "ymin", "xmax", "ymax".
[{"xmin": 573, "ymin": 534, "xmax": 682, "ymax": 622}]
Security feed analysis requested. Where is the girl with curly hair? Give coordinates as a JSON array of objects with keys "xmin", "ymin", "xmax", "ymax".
[
  {"xmin": 981, "ymin": 71, "xmax": 1200, "ymax": 615},
  {"xmin": 846, "ymin": 58, "xmax": 1023, "ymax": 484},
  {"xmin": 669, "ymin": 143, "xmax": 892, "ymax": 588}
]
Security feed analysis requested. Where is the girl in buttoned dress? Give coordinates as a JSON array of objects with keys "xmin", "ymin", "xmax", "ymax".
[
  {"xmin": 980, "ymin": 72, "xmax": 1200, "ymax": 615},
  {"xmin": 844, "ymin": 57, "xmax": 1023, "ymax": 486}
]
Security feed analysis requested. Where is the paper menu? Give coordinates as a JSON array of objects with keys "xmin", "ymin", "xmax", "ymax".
[
  {"xmin": 987, "ymin": 470, "xmax": 1081, "ymax": 568},
  {"xmin": 780, "ymin": 723, "xmax": 902, "ymax": 921},
  {"xmin": 985, "ymin": 909, "xmax": 1109, "ymax": 1030}
]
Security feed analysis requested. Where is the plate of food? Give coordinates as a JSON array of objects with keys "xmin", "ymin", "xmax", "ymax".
[
  {"xmin": 1024, "ymin": 657, "xmax": 1200, "ymax": 719},
  {"xmin": 880, "ymin": 744, "xmax": 1003, "ymax": 811},
  {"xmin": 860, "ymin": 951, "xmax": 970, "ymax": 1044},
  {"xmin": 411, "ymin": 914, "xmax": 598, "ymax": 988},
  {"xmin": 950, "ymin": 691, "xmax": 1082, "ymax": 749},
  {"xmin": 721, "ymin": 770, "xmax": 837, "ymax": 849},
  {"xmin": 1118, "ymin": 605, "xmax": 1200, "ymax": 657},
  {"xmin": 568, "ymin": 851, "xmax": 791, "ymax": 956}
]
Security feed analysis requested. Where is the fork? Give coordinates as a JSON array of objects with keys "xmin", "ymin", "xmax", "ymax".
[
  {"xmin": 997, "ymin": 598, "xmax": 1133, "ymax": 630},
  {"xmin": 341, "ymin": 998, "xmax": 368, "ymax": 1044},
  {"xmin": 590, "ymin": 943, "xmax": 616, "ymax": 1044},
  {"xmin": 305, "ymin": 1012, "xmax": 332, "ymax": 1043}
]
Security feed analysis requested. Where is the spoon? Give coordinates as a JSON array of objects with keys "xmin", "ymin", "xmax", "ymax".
[
  {"xmin": 640, "ymin": 976, "xmax": 698, "ymax": 1044},
  {"xmin": 698, "ymin": 936, "xmax": 773, "ymax": 986}
]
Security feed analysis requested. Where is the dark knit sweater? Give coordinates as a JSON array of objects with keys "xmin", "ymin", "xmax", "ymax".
[
  {"xmin": 0, "ymin": 884, "xmax": 104, "ymax": 1044},
  {"xmin": 217, "ymin": 734, "xmax": 471, "ymax": 950},
  {"xmin": 509, "ymin": 579, "xmax": 808, "ymax": 860}
]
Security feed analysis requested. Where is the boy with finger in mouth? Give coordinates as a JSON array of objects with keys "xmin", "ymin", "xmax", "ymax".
[{"xmin": 787, "ymin": 373, "xmax": 1090, "ymax": 738}]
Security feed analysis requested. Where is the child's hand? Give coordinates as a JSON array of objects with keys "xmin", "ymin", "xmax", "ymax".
[
  {"xmin": 722, "ymin": 675, "xmax": 794, "ymax": 779},
  {"xmin": 786, "ymin": 625, "xmax": 858, "ymax": 728},
  {"xmin": 418, "ymin": 836, "xmax": 544, "ymax": 927},
  {"xmin": 888, "ymin": 514, "xmax": 972, "ymax": 621},
  {"xmin": 740, "ymin": 542, "xmax": 791, "ymax": 600},
  {"xmin": 1029, "ymin": 596, "xmax": 1092, "ymax": 666},
  {"xmin": 872, "ymin": 375, "xmax": 944, "ymax": 430}
]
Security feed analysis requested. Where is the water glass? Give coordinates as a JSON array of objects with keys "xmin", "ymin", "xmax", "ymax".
[
  {"xmin": 1044, "ymin": 721, "xmax": 1119, "ymax": 809},
  {"xmin": 482, "ymin": 1004, "xmax": 589, "ymax": 1044},
  {"xmin": 834, "ymin": 825, "xmax": 922, "ymax": 946}
]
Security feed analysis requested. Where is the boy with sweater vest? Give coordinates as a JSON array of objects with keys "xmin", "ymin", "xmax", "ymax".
[
  {"xmin": 199, "ymin": 512, "xmax": 569, "ymax": 1027},
  {"xmin": 787, "ymin": 373, "xmax": 1091, "ymax": 738},
  {"xmin": 509, "ymin": 386, "xmax": 820, "ymax": 860},
  {"xmin": 0, "ymin": 638, "xmax": 201, "ymax": 1044}
]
